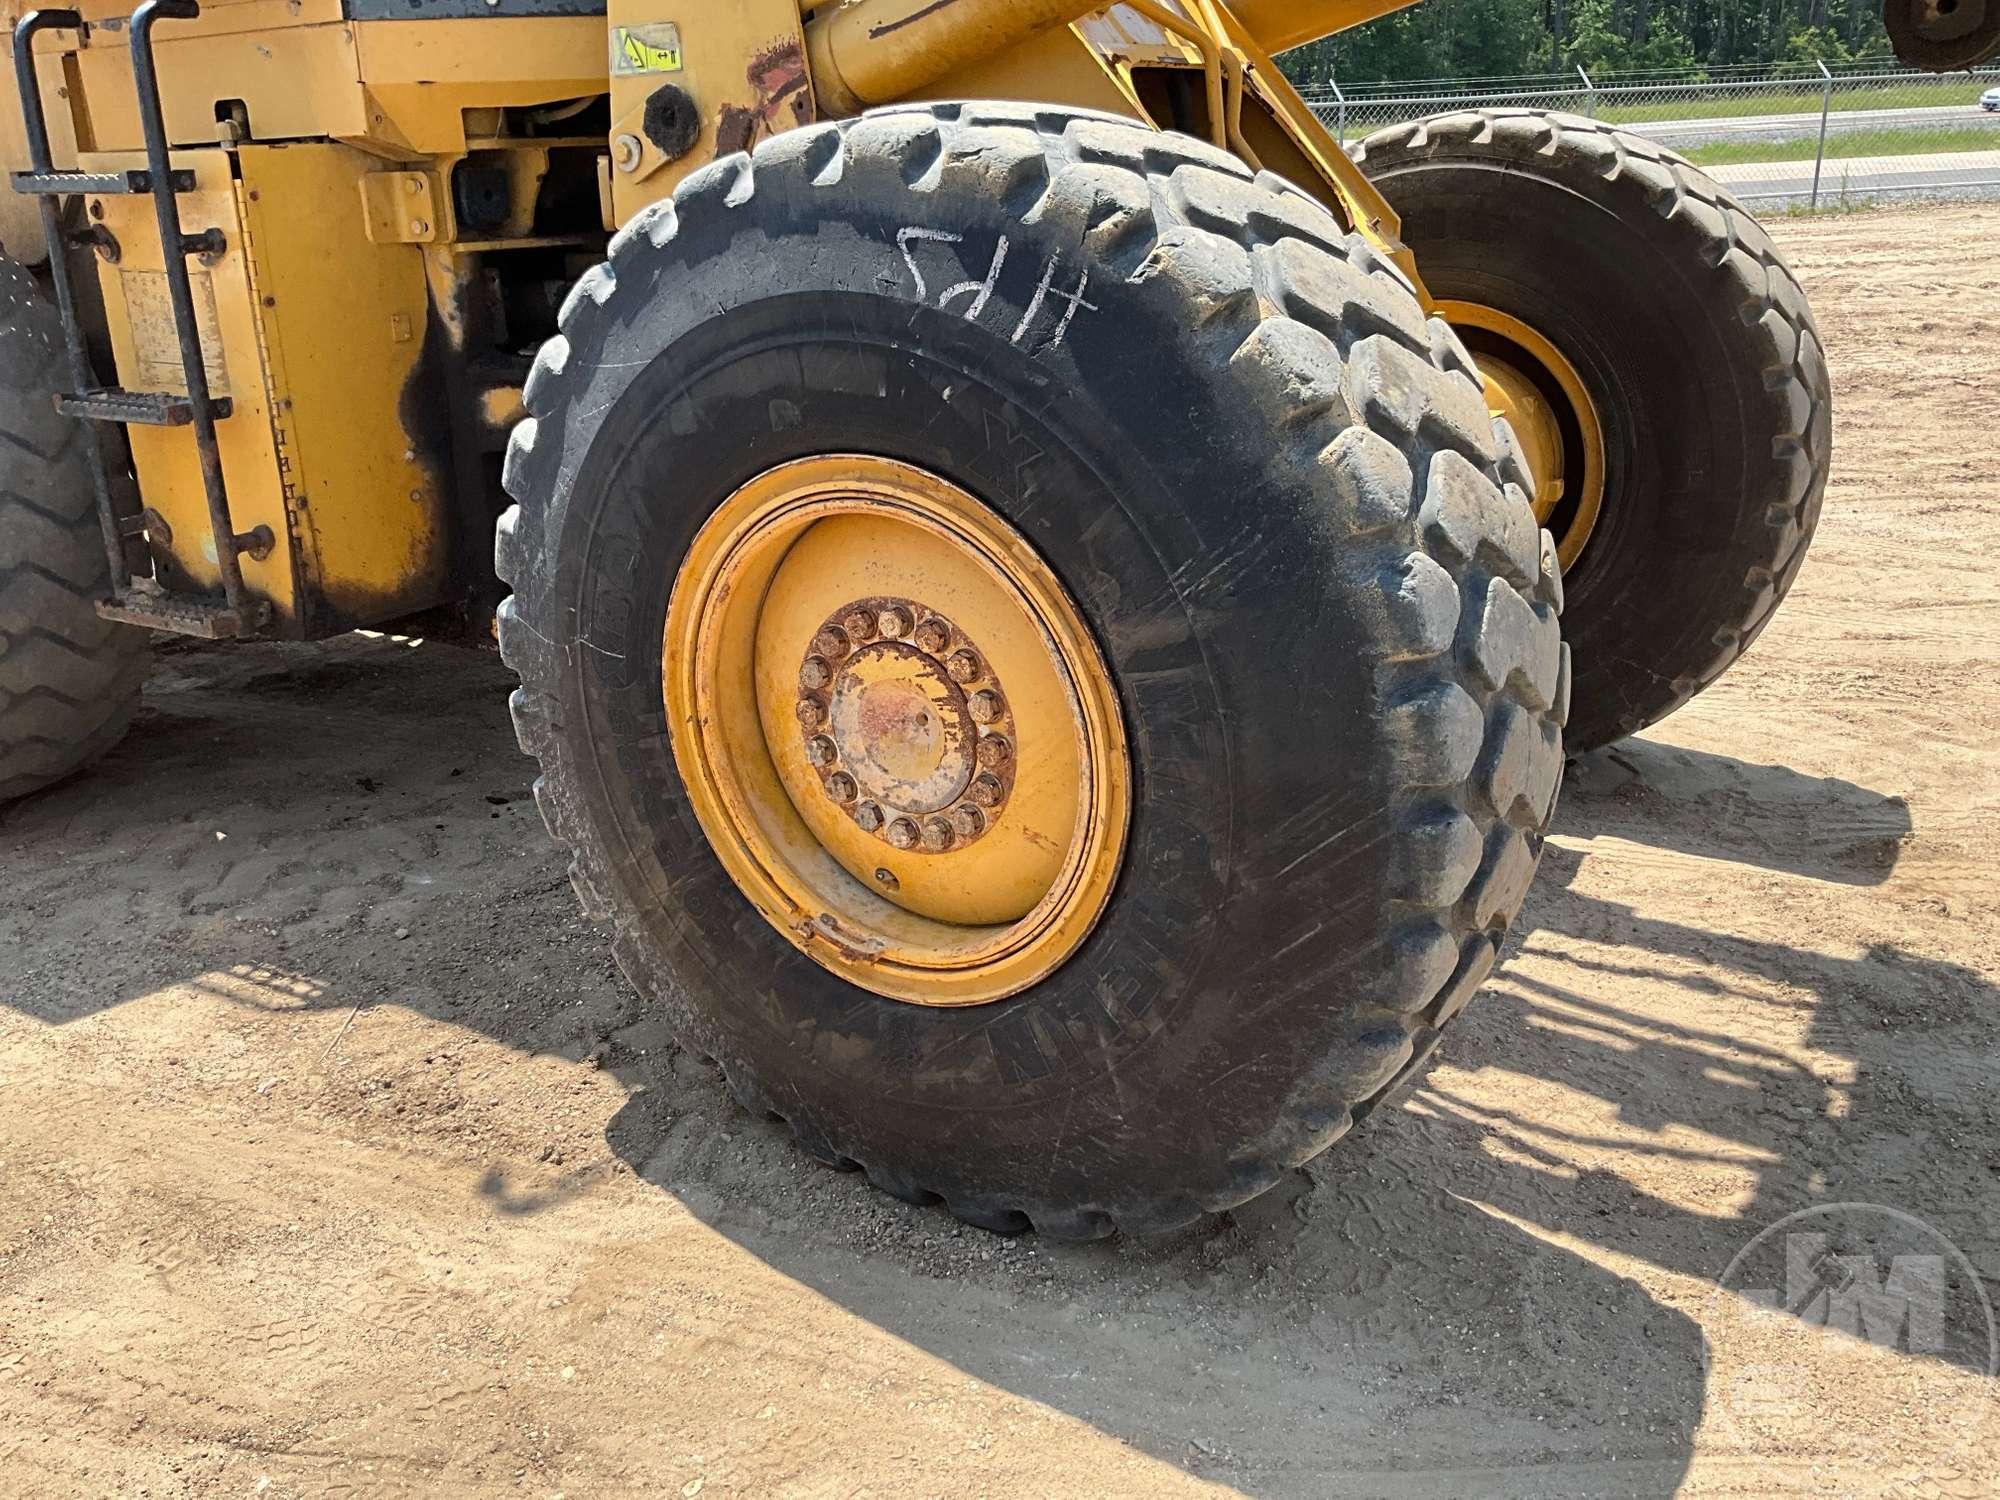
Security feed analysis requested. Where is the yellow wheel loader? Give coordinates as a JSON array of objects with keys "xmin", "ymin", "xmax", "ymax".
[{"xmin": 0, "ymin": 0, "xmax": 1977, "ymax": 1234}]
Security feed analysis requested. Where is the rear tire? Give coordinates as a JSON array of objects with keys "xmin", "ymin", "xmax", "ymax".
[
  {"xmin": 1356, "ymin": 110, "xmax": 1831, "ymax": 752},
  {"xmin": 497, "ymin": 105, "xmax": 1565, "ymax": 1236},
  {"xmin": 0, "ymin": 257, "xmax": 148, "ymax": 803}
]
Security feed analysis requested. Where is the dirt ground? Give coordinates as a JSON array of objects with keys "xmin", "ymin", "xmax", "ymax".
[{"xmin": 2, "ymin": 203, "xmax": 1997, "ymax": 1499}]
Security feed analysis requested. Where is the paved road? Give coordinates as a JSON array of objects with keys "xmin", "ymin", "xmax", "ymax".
[{"xmin": 1706, "ymin": 146, "xmax": 2000, "ymax": 202}]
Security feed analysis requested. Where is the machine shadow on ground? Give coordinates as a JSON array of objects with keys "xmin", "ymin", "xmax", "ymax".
[
  {"xmin": 1, "ymin": 637, "xmax": 1987, "ymax": 1494},
  {"xmin": 1562, "ymin": 739, "xmax": 1914, "ymax": 886}
]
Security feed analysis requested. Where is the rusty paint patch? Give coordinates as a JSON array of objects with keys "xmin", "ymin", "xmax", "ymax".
[
  {"xmin": 797, "ymin": 595, "xmax": 1016, "ymax": 855},
  {"xmin": 712, "ymin": 37, "xmax": 813, "ymax": 159},
  {"xmin": 713, "ymin": 104, "xmax": 759, "ymax": 159},
  {"xmin": 811, "ymin": 911, "xmax": 888, "ymax": 958}
]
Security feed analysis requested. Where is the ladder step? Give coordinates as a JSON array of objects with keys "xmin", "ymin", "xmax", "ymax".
[
  {"xmin": 11, "ymin": 167, "xmax": 194, "ymax": 197},
  {"xmin": 98, "ymin": 589, "xmax": 268, "ymax": 639},
  {"xmin": 56, "ymin": 389, "xmax": 232, "ymax": 426}
]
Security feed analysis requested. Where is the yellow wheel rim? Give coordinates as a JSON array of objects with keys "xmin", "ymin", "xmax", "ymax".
[
  {"xmin": 1439, "ymin": 300, "xmax": 1607, "ymax": 570},
  {"xmin": 663, "ymin": 455, "xmax": 1131, "ymax": 1007}
]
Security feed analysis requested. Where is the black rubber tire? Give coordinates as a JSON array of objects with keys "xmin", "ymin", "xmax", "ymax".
[
  {"xmin": 0, "ymin": 257, "xmax": 149, "ymax": 803},
  {"xmin": 1354, "ymin": 109, "xmax": 1831, "ymax": 752},
  {"xmin": 496, "ymin": 104, "xmax": 1566, "ymax": 1238}
]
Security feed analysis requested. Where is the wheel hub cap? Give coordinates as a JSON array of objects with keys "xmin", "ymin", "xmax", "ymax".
[
  {"xmin": 800, "ymin": 597, "xmax": 1014, "ymax": 851},
  {"xmin": 663, "ymin": 455, "xmax": 1130, "ymax": 1007}
]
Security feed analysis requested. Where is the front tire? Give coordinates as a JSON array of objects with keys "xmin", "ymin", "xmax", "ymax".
[
  {"xmin": 497, "ymin": 105, "xmax": 1565, "ymax": 1236},
  {"xmin": 1356, "ymin": 110, "xmax": 1832, "ymax": 752},
  {"xmin": 0, "ymin": 257, "xmax": 148, "ymax": 803}
]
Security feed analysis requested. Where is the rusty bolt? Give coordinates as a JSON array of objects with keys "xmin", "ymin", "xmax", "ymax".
[
  {"xmin": 877, "ymin": 607, "xmax": 911, "ymax": 640},
  {"xmin": 945, "ymin": 649, "xmax": 981, "ymax": 685},
  {"xmin": 812, "ymin": 625, "xmax": 849, "ymax": 660},
  {"xmin": 805, "ymin": 735, "xmax": 838, "ymax": 768},
  {"xmin": 842, "ymin": 609, "xmax": 877, "ymax": 641},
  {"xmin": 854, "ymin": 801, "xmax": 884, "ymax": 833},
  {"xmin": 967, "ymin": 689, "xmax": 1003, "ymax": 724},
  {"xmin": 913, "ymin": 618, "xmax": 951, "ymax": 654},
  {"xmin": 885, "ymin": 817, "xmax": 919, "ymax": 850},
  {"xmin": 825, "ymin": 771, "xmax": 857, "ymax": 804},
  {"xmin": 921, "ymin": 817, "xmax": 954, "ymax": 852},
  {"xmin": 795, "ymin": 697, "xmax": 826, "ymax": 729},
  {"xmin": 951, "ymin": 804, "xmax": 986, "ymax": 837},
  {"xmin": 800, "ymin": 655, "xmax": 832, "ymax": 691},
  {"xmin": 968, "ymin": 773, "xmax": 1003, "ymax": 808},
  {"xmin": 975, "ymin": 734, "xmax": 1011, "ymax": 769}
]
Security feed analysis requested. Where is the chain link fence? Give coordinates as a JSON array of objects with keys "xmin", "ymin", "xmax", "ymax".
[{"xmin": 1299, "ymin": 61, "xmax": 2000, "ymax": 209}]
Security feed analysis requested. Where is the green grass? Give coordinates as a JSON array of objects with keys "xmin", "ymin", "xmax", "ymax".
[
  {"xmin": 1684, "ymin": 123, "xmax": 2000, "ymax": 166},
  {"xmin": 1598, "ymin": 78, "xmax": 1989, "ymax": 125},
  {"xmin": 1771, "ymin": 193, "xmax": 1884, "ymax": 217},
  {"xmin": 1334, "ymin": 78, "xmax": 1995, "ymax": 140}
]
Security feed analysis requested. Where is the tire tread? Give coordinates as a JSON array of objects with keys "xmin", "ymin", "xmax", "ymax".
[
  {"xmin": 0, "ymin": 264, "xmax": 148, "ymax": 803},
  {"xmin": 1354, "ymin": 108, "xmax": 1829, "ymax": 746},
  {"xmin": 497, "ymin": 106, "xmax": 1564, "ymax": 1237}
]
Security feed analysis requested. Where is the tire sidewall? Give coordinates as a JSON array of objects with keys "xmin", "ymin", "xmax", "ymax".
[{"xmin": 510, "ymin": 146, "xmax": 1415, "ymax": 1214}]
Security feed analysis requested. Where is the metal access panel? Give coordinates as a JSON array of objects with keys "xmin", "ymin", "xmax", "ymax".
[
  {"xmin": 603, "ymin": 0, "xmax": 811, "ymax": 223},
  {"xmin": 84, "ymin": 142, "xmax": 453, "ymax": 636},
  {"xmin": 59, "ymin": 0, "xmax": 370, "ymax": 155}
]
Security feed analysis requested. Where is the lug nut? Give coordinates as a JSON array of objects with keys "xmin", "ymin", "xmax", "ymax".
[
  {"xmin": 842, "ymin": 609, "xmax": 876, "ymax": 640},
  {"xmin": 877, "ymin": 607, "xmax": 911, "ymax": 640},
  {"xmin": 913, "ymin": 618, "xmax": 951, "ymax": 654},
  {"xmin": 885, "ymin": 817, "xmax": 919, "ymax": 850},
  {"xmin": 921, "ymin": 817, "xmax": 954, "ymax": 852},
  {"xmin": 974, "ymin": 734, "xmax": 1011, "ymax": 769},
  {"xmin": 854, "ymin": 801, "xmax": 884, "ymax": 833},
  {"xmin": 945, "ymin": 649, "xmax": 981, "ymax": 684},
  {"xmin": 951, "ymin": 804, "xmax": 985, "ymax": 837},
  {"xmin": 796, "ymin": 697, "xmax": 826, "ymax": 729},
  {"xmin": 800, "ymin": 655, "xmax": 832, "ymax": 690},
  {"xmin": 812, "ymin": 625, "xmax": 850, "ymax": 660},
  {"xmin": 968, "ymin": 773, "xmax": 1003, "ymax": 807},
  {"xmin": 824, "ymin": 771, "xmax": 857, "ymax": 803},
  {"xmin": 805, "ymin": 735, "xmax": 838, "ymax": 768},
  {"xmin": 967, "ymin": 689, "xmax": 1003, "ymax": 723}
]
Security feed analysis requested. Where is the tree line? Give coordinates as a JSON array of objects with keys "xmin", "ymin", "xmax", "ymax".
[{"xmin": 1276, "ymin": 0, "xmax": 1900, "ymax": 85}]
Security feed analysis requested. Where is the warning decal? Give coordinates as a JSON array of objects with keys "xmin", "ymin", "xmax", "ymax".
[{"xmin": 611, "ymin": 23, "xmax": 683, "ymax": 76}]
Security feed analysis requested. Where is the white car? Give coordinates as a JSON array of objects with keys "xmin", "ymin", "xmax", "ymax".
[{"xmin": 1984, "ymin": 85, "xmax": 2000, "ymax": 111}]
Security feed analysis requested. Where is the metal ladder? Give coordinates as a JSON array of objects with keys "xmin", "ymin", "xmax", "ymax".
[{"xmin": 12, "ymin": 0, "xmax": 269, "ymax": 637}]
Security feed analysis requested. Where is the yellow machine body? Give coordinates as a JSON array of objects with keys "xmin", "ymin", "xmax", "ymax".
[
  {"xmin": 76, "ymin": 144, "xmax": 444, "ymax": 629},
  {"xmin": 1, "ymin": 0, "xmax": 1435, "ymax": 638}
]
